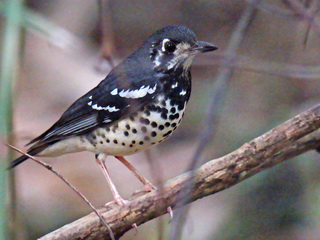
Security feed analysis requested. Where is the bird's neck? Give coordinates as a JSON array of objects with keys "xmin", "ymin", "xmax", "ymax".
[{"xmin": 157, "ymin": 68, "xmax": 191, "ymax": 106}]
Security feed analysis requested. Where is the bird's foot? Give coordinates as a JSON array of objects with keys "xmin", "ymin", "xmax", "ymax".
[
  {"xmin": 133, "ymin": 183, "xmax": 157, "ymax": 195},
  {"xmin": 105, "ymin": 195, "xmax": 129, "ymax": 207},
  {"xmin": 132, "ymin": 223, "xmax": 138, "ymax": 235}
]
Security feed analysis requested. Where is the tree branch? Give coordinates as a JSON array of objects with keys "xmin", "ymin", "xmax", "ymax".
[{"xmin": 39, "ymin": 104, "xmax": 320, "ymax": 240}]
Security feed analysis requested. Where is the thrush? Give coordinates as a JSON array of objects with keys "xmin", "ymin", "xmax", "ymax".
[{"xmin": 10, "ymin": 25, "xmax": 217, "ymax": 205}]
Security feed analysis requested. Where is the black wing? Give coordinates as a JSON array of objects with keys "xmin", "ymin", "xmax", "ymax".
[{"xmin": 28, "ymin": 66, "xmax": 160, "ymax": 146}]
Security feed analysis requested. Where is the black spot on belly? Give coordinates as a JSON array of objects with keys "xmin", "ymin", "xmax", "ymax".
[
  {"xmin": 129, "ymin": 144, "xmax": 133, "ymax": 147},
  {"xmin": 165, "ymin": 122, "xmax": 170, "ymax": 127},
  {"xmin": 151, "ymin": 122, "xmax": 158, "ymax": 128},
  {"xmin": 144, "ymin": 136, "xmax": 150, "ymax": 141},
  {"xmin": 156, "ymin": 106, "xmax": 162, "ymax": 113},
  {"xmin": 125, "ymin": 124, "xmax": 130, "ymax": 130},
  {"xmin": 100, "ymin": 141, "xmax": 103, "ymax": 144},
  {"xmin": 132, "ymin": 128, "xmax": 137, "ymax": 134},
  {"xmin": 113, "ymin": 139, "xmax": 118, "ymax": 144},
  {"xmin": 140, "ymin": 117, "xmax": 150, "ymax": 125},
  {"xmin": 161, "ymin": 113, "xmax": 167, "ymax": 120},
  {"xmin": 158, "ymin": 125, "xmax": 164, "ymax": 130},
  {"xmin": 178, "ymin": 104, "xmax": 184, "ymax": 111},
  {"xmin": 163, "ymin": 130, "xmax": 172, "ymax": 137},
  {"xmin": 141, "ymin": 126, "xmax": 147, "ymax": 133},
  {"xmin": 161, "ymin": 108, "xmax": 168, "ymax": 114},
  {"xmin": 130, "ymin": 116, "xmax": 135, "ymax": 121},
  {"xmin": 161, "ymin": 100, "xmax": 166, "ymax": 107},
  {"xmin": 122, "ymin": 142, "xmax": 126, "ymax": 146},
  {"xmin": 151, "ymin": 131, "xmax": 157, "ymax": 137},
  {"xmin": 139, "ymin": 141, "xmax": 144, "ymax": 145},
  {"xmin": 171, "ymin": 123, "xmax": 177, "ymax": 128},
  {"xmin": 132, "ymin": 140, "xmax": 136, "ymax": 144},
  {"xmin": 106, "ymin": 139, "xmax": 110, "ymax": 143},
  {"xmin": 124, "ymin": 131, "xmax": 129, "ymax": 136},
  {"xmin": 144, "ymin": 110, "xmax": 151, "ymax": 116},
  {"xmin": 170, "ymin": 113, "xmax": 180, "ymax": 120},
  {"xmin": 148, "ymin": 105, "xmax": 156, "ymax": 111},
  {"xmin": 101, "ymin": 134, "xmax": 106, "ymax": 138},
  {"xmin": 171, "ymin": 107, "xmax": 176, "ymax": 113}
]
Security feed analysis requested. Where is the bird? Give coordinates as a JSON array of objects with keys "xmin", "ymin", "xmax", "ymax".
[{"xmin": 10, "ymin": 25, "xmax": 217, "ymax": 205}]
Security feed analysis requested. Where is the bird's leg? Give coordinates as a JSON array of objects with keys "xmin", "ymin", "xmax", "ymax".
[
  {"xmin": 95, "ymin": 154, "xmax": 128, "ymax": 206},
  {"xmin": 115, "ymin": 156, "xmax": 157, "ymax": 195}
]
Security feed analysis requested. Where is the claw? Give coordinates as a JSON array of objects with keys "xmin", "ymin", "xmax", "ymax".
[
  {"xmin": 105, "ymin": 197, "xmax": 129, "ymax": 207},
  {"xmin": 167, "ymin": 206, "xmax": 173, "ymax": 222},
  {"xmin": 133, "ymin": 183, "xmax": 157, "ymax": 196},
  {"xmin": 132, "ymin": 223, "xmax": 138, "ymax": 235}
]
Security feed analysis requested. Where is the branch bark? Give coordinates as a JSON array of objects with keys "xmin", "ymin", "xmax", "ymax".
[{"xmin": 39, "ymin": 104, "xmax": 320, "ymax": 240}]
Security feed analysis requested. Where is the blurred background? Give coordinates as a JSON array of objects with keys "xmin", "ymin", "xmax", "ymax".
[{"xmin": 1, "ymin": 0, "xmax": 320, "ymax": 239}]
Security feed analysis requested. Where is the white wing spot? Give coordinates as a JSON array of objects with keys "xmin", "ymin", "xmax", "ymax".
[
  {"xmin": 88, "ymin": 101, "xmax": 92, "ymax": 106},
  {"xmin": 171, "ymin": 82, "xmax": 178, "ymax": 88},
  {"xmin": 89, "ymin": 95, "xmax": 92, "ymax": 99},
  {"xmin": 147, "ymin": 84, "xmax": 157, "ymax": 94},
  {"xmin": 179, "ymin": 90, "xmax": 187, "ymax": 96},
  {"xmin": 118, "ymin": 84, "xmax": 157, "ymax": 99},
  {"xmin": 91, "ymin": 104, "xmax": 119, "ymax": 112},
  {"xmin": 110, "ymin": 88, "xmax": 118, "ymax": 95}
]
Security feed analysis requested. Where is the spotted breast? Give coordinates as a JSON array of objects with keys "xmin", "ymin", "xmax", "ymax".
[{"xmin": 82, "ymin": 70, "xmax": 191, "ymax": 156}]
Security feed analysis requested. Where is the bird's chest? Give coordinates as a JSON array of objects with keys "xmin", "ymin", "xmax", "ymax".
[{"xmin": 86, "ymin": 78, "xmax": 191, "ymax": 156}]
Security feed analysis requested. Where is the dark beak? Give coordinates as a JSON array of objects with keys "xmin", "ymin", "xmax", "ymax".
[{"xmin": 192, "ymin": 41, "xmax": 218, "ymax": 53}]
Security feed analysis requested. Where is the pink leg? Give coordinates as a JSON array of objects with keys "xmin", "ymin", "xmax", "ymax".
[
  {"xmin": 95, "ymin": 154, "xmax": 128, "ymax": 206},
  {"xmin": 115, "ymin": 156, "xmax": 157, "ymax": 194}
]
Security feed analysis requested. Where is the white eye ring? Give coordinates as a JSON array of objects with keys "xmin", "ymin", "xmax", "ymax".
[{"xmin": 162, "ymin": 38, "xmax": 173, "ymax": 52}]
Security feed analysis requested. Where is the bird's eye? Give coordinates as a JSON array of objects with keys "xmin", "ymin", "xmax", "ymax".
[{"xmin": 163, "ymin": 40, "xmax": 176, "ymax": 53}]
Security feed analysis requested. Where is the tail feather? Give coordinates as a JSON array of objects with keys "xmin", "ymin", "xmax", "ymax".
[
  {"xmin": 8, "ymin": 154, "xmax": 29, "ymax": 169},
  {"xmin": 8, "ymin": 143, "xmax": 49, "ymax": 169}
]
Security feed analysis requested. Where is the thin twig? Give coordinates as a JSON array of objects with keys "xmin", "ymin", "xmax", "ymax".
[
  {"xmin": 7, "ymin": 144, "xmax": 115, "ymax": 240},
  {"xmin": 246, "ymin": 0, "xmax": 295, "ymax": 17},
  {"xmin": 95, "ymin": 0, "xmax": 116, "ymax": 72},
  {"xmin": 284, "ymin": 0, "xmax": 320, "ymax": 36}
]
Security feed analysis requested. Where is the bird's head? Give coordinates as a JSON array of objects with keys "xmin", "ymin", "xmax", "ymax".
[{"xmin": 145, "ymin": 25, "xmax": 217, "ymax": 73}]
